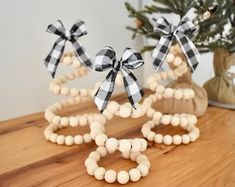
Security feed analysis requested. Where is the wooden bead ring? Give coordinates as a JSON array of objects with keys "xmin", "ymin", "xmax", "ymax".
[{"xmin": 85, "ymin": 146, "xmax": 150, "ymax": 184}]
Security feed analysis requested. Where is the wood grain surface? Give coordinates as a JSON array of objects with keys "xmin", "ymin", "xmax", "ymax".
[{"xmin": 0, "ymin": 91, "xmax": 235, "ymax": 187}]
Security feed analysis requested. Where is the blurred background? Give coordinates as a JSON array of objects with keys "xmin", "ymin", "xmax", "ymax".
[{"xmin": 0, "ymin": 0, "xmax": 231, "ymax": 120}]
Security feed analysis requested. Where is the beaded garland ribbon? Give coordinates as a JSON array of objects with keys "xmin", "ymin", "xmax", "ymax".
[
  {"xmin": 44, "ymin": 19, "xmax": 93, "ymax": 78},
  {"xmin": 94, "ymin": 46, "xmax": 144, "ymax": 112},
  {"xmin": 152, "ymin": 16, "xmax": 200, "ymax": 72}
]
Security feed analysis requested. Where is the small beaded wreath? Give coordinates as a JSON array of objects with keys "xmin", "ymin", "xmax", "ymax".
[
  {"xmin": 85, "ymin": 146, "xmax": 150, "ymax": 184},
  {"xmin": 143, "ymin": 45, "xmax": 200, "ymax": 145},
  {"xmin": 44, "ymin": 52, "xmax": 104, "ymax": 146}
]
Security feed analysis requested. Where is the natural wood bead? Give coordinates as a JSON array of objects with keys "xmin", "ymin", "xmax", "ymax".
[
  {"xmin": 153, "ymin": 112, "xmax": 162, "ymax": 121},
  {"xmin": 65, "ymin": 136, "xmax": 74, "ymax": 146},
  {"xmin": 182, "ymin": 134, "xmax": 190, "ymax": 144},
  {"xmin": 49, "ymin": 133, "xmax": 58, "ymax": 143},
  {"xmin": 72, "ymin": 58, "xmax": 81, "ymax": 67},
  {"xmin": 156, "ymin": 85, "xmax": 165, "ymax": 94},
  {"xmin": 89, "ymin": 151, "xmax": 101, "ymax": 161},
  {"xmin": 137, "ymin": 164, "xmax": 149, "ymax": 177},
  {"xmin": 131, "ymin": 106, "xmax": 143, "ymax": 118},
  {"xmin": 180, "ymin": 117, "xmax": 188, "ymax": 128},
  {"xmin": 138, "ymin": 138, "xmax": 147, "ymax": 152},
  {"xmin": 146, "ymin": 131, "xmax": 155, "ymax": 141},
  {"xmin": 117, "ymin": 170, "xmax": 129, "ymax": 184},
  {"xmin": 87, "ymin": 164, "xmax": 98, "ymax": 176},
  {"xmin": 60, "ymin": 117, "xmax": 69, "ymax": 126},
  {"xmin": 52, "ymin": 116, "xmax": 61, "ymax": 125},
  {"xmin": 147, "ymin": 76, "xmax": 156, "ymax": 85},
  {"xmin": 95, "ymin": 134, "xmax": 108, "ymax": 146},
  {"xmin": 80, "ymin": 88, "xmax": 88, "ymax": 97},
  {"xmin": 164, "ymin": 88, "xmax": 174, "ymax": 98},
  {"xmin": 168, "ymin": 70, "xmax": 176, "ymax": 79},
  {"xmin": 104, "ymin": 170, "xmax": 117, "ymax": 183},
  {"xmin": 79, "ymin": 116, "xmax": 87, "ymax": 126},
  {"xmin": 174, "ymin": 89, "xmax": 183, "ymax": 100},
  {"xmin": 163, "ymin": 135, "xmax": 173, "ymax": 145},
  {"xmin": 107, "ymin": 101, "xmax": 119, "ymax": 114},
  {"xmin": 74, "ymin": 135, "xmax": 83, "ymax": 144},
  {"xmin": 52, "ymin": 85, "xmax": 61, "ymax": 95},
  {"xmin": 119, "ymin": 140, "xmax": 131, "ymax": 153},
  {"xmin": 96, "ymin": 146, "xmax": 107, "ymax": 157},
  {"xmin": 56, "ymin": 135, "xmax": 65, "ymax": 145},
  {"xmin": 129, "ymin": 168, "xmax": 141, "ymax": 182},
  {"xmin": 154, "ymin": 134, "xmax": 163, "ymax": 144},
  {"xmin": 83, "ymin": 133, "xmax": 92, "ymax": 143},
  {"xmin": 189, "ymin": 132, "xmax": 197, "ymax": 142},
  {"xmin": 160, "ymin": 71, "xmax": 168, "ymax": 80},
  {"xmin": 130, "ymin": 152, "xmax": 141, "ymax": 161},
  {"xmin": 115, "ymin": 72, "xmax": 124, "ymax": 86},
  {"xmin": 70, "ymin": 88, "xmax": 79, "ymax": 97},
  {"xmin": 85, "ymin": 157, "xmax": 96, "ymax": 167},
  {"xmin": 172, "ymin": 135, "xmax": 182, "ymax": 145},
  {"xmin": 63, "ymin": 56, "xmax": 73, "ymax": 65},
  {"xmin": 140, "ymin": 160, "xmax": 151, "ymax": 168},
  {"xmin": 183, "ymin": 89, "xmax": 191, "ymax": 100},
  {"xmin": 147, "ymin": 108, "xmax": 155, "ymax": 118},
  {"xmin": 166, "ymin": 53, "xmax": 175, "ymax": 63},
  {"xmin": 69, "ymin": 117, "xmax": 78, "ymax": 127},
  {"xmin": 171, "ymin": 115, "xmax": 180, "ymax": 126},
  {"xmin": 161, "ymin": 115, "xmax": 171, "ymax": 125},
  {"xmin": 102, "ymin": 109, "xmax": 113, "ymax": 120},
  {"xmin": 149, "ymin": 82, "xmax": 158, "ymax": 91},
  {"xmin": 119, "ymin": 105, "xmax": 132, "ymax": 118},
  {"xmin": 105, "ymin": 138, "xmax": 118, "ymax": 153},
  {"xmin": 131, "ymin": 139, "xmax": 142, "ymax": 152},
  {"xmin": 136, "ymin": 155, "xmax": 148, "ymax": 163},
  {"xmin": 173, "ymin": 56, "xmax": 182, "ymax": 66},
  {"xmin": 94, "ymin": 167, "xmax": 106, "ymax": 180}
]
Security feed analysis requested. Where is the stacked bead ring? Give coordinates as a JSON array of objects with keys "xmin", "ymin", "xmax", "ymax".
[
  {"xmin": 143, "ymin": 46, "xmax": 200, "ymax": 145},
  {"xmin": 44, "ymin": 52, "xmax": 103, "ymax": 146},
  {"xmin": 85, "ymin": 146, "xmax": 150, "ymax": 184}
]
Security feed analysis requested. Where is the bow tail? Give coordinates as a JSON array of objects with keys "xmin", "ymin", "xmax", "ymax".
[
  {"xmin": 72, "ymin": 40, "xmax": 93, "ymax": 70},
  {"xmin": 44, "ymin": 38, "xmax": 66, "ymax": 78},
  {"xmin": 152, "ymin": 35, "xmax": 173, "ymax": 71},
  {"xmin": 175, "ymin": 32, "xmax": 200, "ymax": 71},
  {"xmin": 121, "ymin": 67, "xmax": 144, "ymax": 108},
  {"xmin": 94, "ymin": 70, "xmax": 117, "ymax": 112}
]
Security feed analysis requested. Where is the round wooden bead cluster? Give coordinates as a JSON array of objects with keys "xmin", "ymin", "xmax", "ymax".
[
  {"xmin": 143, "ymin": 46, "xmax": 200, "ymax": 145},
  {"xmin": 44, "ymin": 114, "xmax": 106, "ymax": 146},
  {"xmin": 44, "ymin": 52, "xmax": 103, "ymax": 146},
  {"xmin": 85, "ymin": 147, "xmax": 150, "ymax": 184}
]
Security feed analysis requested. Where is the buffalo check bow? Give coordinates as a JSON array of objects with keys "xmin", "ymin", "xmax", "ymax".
[
  {"xmin": 94, "ymin": 47, "xmax": 144, "ymax": 113},
  {"xmin": 44, "ymin": 20, "xmax": 93, "ymax": 78},
  {"xmin": 152, "ymin": 16, "xmax": 200, "ymax": 72}
]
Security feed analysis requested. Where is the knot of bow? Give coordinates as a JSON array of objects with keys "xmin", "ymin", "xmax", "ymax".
[
  {"xmin": 152, "ymin": 16, "xmax": 200, "ymax": 72},
  {"xmin": 44, "ymin": 19, "xmax": 93, "ymax": 78},
  {"xmin": 94, "ymin": 46, "xmax": 144, "ymax": 112}
]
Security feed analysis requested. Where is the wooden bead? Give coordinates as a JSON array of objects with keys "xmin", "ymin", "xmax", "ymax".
[
  {"xmin": 164, "ymin": 88, "xmax": 174, "ymax": 98},
  {"xmin": 161, "ymin": 115, "xmax": 171, "ymax": 125},
  {"xmin": 180, "ymin": 117, "xmax": 188, "ymax": 128},
  {"xmin": 61, "ymin": 117, "xmax": 69, "ymax": 126},
  {"xmin": 74, "ymin": 135, "xmax": 83, "ymax": 144},
  {"xmin": 104, "ymin": 170, "xmax": 117, "ymax": 183},
  {"xmin": 131, "ymin": 139, "xmax": 142, "ymax": 152},
  {"xmin": 63, "ymin": 56, "xmax": 73, "ymax": 65},
  {"xmin": 119, "ymin": 140, "xmax": 131, "ymax": 153},
  {"xmin": 137, "ymin": 164, "xmax": 149, "ymax": 177},
  {"xmin": 70, "ymin": 117, "xmax": 78, "ymax": 127},
  {"xmin": 117, "ymin": 171, "xmax": 129, "ymax": 184},
  {"xmin": 139, "ymin": 138, "xmax": 147, "ymax": 152},
  {"xmin": 80, "ymin": 88, "xmax": 88, "ymax": 97},
  {"xmin": 70, "ymin": 88, "xmax": 79, "ymax": 97},
  {"xmin": 95, "ymin": 134, "xmax": 108, "ymax": 146},
  {"xmin": 173, "ymin": 56, "xmax": 182, "ymax": 66},
  {"xmin": 96, "ymin": 146, "xmax": 107, "ymax": 157},
  {"xmin": 56, "ymin": 135, "xmax": 65, "ymax": 145},
  {"xmin": 154, "ymin": 134, "xmax": 163, "ymax": 144},
  {"xmin": 89, "ymin": 151, "xmax": 101, "ymax": 161},
  {"xmin": 102, "ymin": 109, "xmax": 113, "ymax": 120},
  {"xmin": 115, "ymin": 73, "xmax": 124, "ymax": 86},
  {"xmin": 182, "ymin": 134, "xmax": 190, "ymax": 144},
  {"xmin": 171, "ymin": 115, "xmax": 180, "ymax": 126},
  {"xmin": 119, "ymin": 105, "xmax": 132, "ymax": 118},
  {"xmin": 130, "ymin": 152, "xmax": 141, "ymax": 161},
  {"xmin": 52, "ymin": 116, "xmax": 61, "ymax": 125},
  {"xmin": 94, "ymin": 167, "xmax": 106, "ymax": 180},
  {"xmin": 149, "ymin": 82, "xmax": 158, "ymax": 91},
  {"xmin": 183, "ymin": 89, "xmax": 191, "ymax": 100},
  {"xmin": 172, "ymin": 135, "xmax": 182, "ymax": 145},
  {"xmin": 49, "ymin": 133, "xmax": 58, "ymax": 143},
  {"xmin": 83, "ymin": 133, "xmax": 92, "ymax": 143},
  {"xmin": 65, "ymin": 136, "xmax": 74, "ymax": 146},
  {"xmin": 79, "ymin": 116, "xmax": 87, "ymax": 126},
  {"xmin": 174, "ymin": 89, "xmax": 183, "ymax": 99},
  {"xmin": 106, "ymin": 138, "xmax": 118, "ymax": 153},
  {"xmin": 129, "ymin": 168, "xmax": 141, "ymax": 182},
  {"xmin": 72, "ymin": 58, "xmax": 81, "ymax": 67},
  {"xmin": 163, "ymin": 135, "xmax": 173, "ymax": 145},
  {"xmin": 189, "ymin": 132, "xmax": 197, "ymax": 142},
  {"xmin": 153, "ymin": 112, "xmax": 162, "ymax": 121},
  {"xmin": 85, "ymin": 157, "xmax": 96, "ymax": 167},
  {"xmin": 53, "ymin": 85, "xmax": 61, "ymax": 95},
  {"xmin": 146, "ymin": 131, "xmax": 155, "ymax": 141},
  {"xmin": 156, "ymin": 85, "xmax": 165, "ymax": 94},
  {"xmin": 166, "ymin": 53, "xmax": 175, "ymax": 63},
  {"xmin": 87, "ymin": 164, "xmax": 98, "ymax": 176},
  {"xmin": 160, "ymin": 71, "xmax": 168, "ymax": 80},
  {"xmin": 107, "ymin": 101, "xmax": 119, "ymax": 114}
]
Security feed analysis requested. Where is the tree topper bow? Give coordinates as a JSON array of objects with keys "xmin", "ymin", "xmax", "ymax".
[
  {"xmin": 94, "ymin": 46, "xmax": 144, "ymax": 112},
  {"xmin": 44, "ymin": 19, "xmax": 93, "ymax": 78},
  {"xmin": 152, "ymin": 16, "xmax": 200, "ymax": 72}
]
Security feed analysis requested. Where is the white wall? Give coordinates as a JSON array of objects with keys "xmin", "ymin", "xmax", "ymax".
[{"xmin": 0, "ymin": 0, "xmax": 143, "ymax": 120}]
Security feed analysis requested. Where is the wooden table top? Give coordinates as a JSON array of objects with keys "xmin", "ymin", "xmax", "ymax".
[{"xmin": 0, "ymin": 93, "xmax": 235, "ymax": 187}]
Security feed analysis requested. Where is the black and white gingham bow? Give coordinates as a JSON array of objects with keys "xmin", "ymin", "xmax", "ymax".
[
  {"xmin": 94, "ymin": 47, "xmax": 144, "ymax": 112},
  {"xmin": 44, "ymin": 20, "xmax": 93, "ymax": 78},
  {"xmin": 152, "ymin": 16, "xmax": 200, "ymax": 72}
]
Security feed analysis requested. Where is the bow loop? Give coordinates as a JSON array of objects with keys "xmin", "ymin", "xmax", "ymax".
[
  {"xmin": 152, "ymin": 16, "xmax": 200, "ymax": 72},
  {"xmin": 44, "ymin": 19, "xmax": 93, "ymax": 78},
  {"xmin": 93, "ymin": 47, "xmax": 144, "ymax": 112}
]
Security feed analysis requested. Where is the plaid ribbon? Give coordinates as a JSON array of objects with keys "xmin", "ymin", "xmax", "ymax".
[
  {"xmin": 152, "ymin": 16, "xmax": 200, "ymax": 72},
  {"xmin": 94, "ymin": 46, "xmax": 144, "ymax": 112},
  {"xmin": 44, "ymin": 20, "xmax": 93, "ymax": 78}
]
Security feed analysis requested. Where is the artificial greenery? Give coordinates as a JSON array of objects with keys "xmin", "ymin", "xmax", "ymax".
[{"xmin": 125, "ymin": 0, "xmax": 235, "ymax": 53}]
